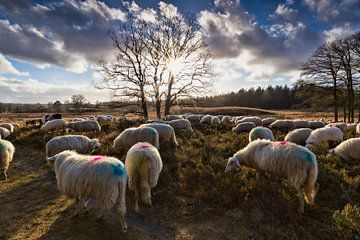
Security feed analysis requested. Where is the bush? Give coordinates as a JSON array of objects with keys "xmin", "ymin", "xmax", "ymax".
[{"xmin": 333, "ymin": 203, "xmax": 360, "ymax": 239}]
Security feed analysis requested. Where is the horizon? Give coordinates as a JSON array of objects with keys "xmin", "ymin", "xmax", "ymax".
[{"xmin": 1, "ymin": 0, "xmax": 359, "ymax": 103}]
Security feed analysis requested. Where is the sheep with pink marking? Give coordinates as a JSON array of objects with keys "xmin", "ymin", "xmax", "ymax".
[
  {"xmin": 125, "ymin": 142, "xmax": 163, "ymax": 213},
  {"xmin": 225, "ymin": 139, "xmax": 319, "ymax": 213},
  {"xmin": 113, "ymin": 127, "xmax": 160, "ymax": 151},
  {"xmin": 48, "ymin": 151, "xmax": 128, "ymax": 232}
]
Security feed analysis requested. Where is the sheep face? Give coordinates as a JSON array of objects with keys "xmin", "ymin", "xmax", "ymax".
[
  {"xmin": 225, "ymin": 157, "xmax": 240, "ymax": 173},
  {"xmin": 304, "ymin": 182, "xmax": 319, "ymax": 205},
  {"xmin": 90, "ymin": 139, "xmax": 101, "ymax": 151}
]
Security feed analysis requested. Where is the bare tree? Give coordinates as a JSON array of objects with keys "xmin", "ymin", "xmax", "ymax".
[{"xmin": 71, "ymin": 94, "xmax": 86, "ymax": 113}]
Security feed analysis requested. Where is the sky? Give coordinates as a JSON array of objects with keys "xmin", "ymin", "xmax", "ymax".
[{"xmin": 0, "ymin": 0, "xmax": 359, "ymax": 103}]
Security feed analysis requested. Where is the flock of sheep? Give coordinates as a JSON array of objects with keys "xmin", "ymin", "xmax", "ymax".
[{"xmin": 1, "ymin": 112, "xmax": 360, "ymax": 233}]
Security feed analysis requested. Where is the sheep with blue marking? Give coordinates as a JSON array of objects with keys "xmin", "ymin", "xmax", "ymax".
[
  {"xmin": 125, "ymin": 142, "xmax": 163, "ymax": 213},
  {"xmin": 249, "ymin": 127, "xmax": 274, "ymax": 142},
  {"xmin": 225, "ymin": 139, "xmax": 319, "ymax": 213},
  {"xmin": 113, "ymin": 127, "xmax": 160, "ymax": 151},
  {"xmin": 139, "ymin": 123, "xmax": 178, "ymax": 146},
  {"xmin": 285, "ymin": 128, "xmax": 313, "ymax": 146},
  {"xmin": 305, "ymin": 127, "xmax": 343, "ymax": 150},
  {"xmin": 48, "ymin": 151, "xmax": 128, "ymax": 232},
  {"xmin": 0, "ymin": 139, "xmax": 15, "ymax": 180},
  {"xmin": 329, "ymin": 138, "xmax": 360, "ymax": 161},
  {"xmin": 46, "ymin": 135, "xmax": 101, "ymax": 168}
]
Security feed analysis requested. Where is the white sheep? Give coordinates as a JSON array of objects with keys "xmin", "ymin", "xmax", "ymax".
[
  {"xmin": 284, "ymin": 128, "xmax": 313, "ymax": 146},
  {"xmin": 186, "ymin": 115, "xmax": 201, "ymax": 124},
  {"xmin": 221, "ymin": 116, "xmax": 231, "ymax": 125},
  {"xmin": 139, "ymin": 123, "xmax": 178, "ymax": 146},
  {"xmin": 166, "ymin": 119, "xmax": 193, "ymax": 135},
  {"xmin": 46, "ymin": 135, "xmax": 102, "ymax": 167},
  {"xmin": 293, "ymin": 120, "xmax": 310, "ymax": 129},
  {"xmin": 48, "ymin": 151, "xmax": 128, "ymax": 232},
  {"xmin": 269, "ymin": 119, "xmax": 295, "ymax": 131},
  {"xmin": 0, "ymin": 139, "xmax": 15, "ymax": 180},
  {"xmin": 0, "ymin": 127, "xmax": 11, "ymax": 139},
  {"xmin": 211, "ymin": 116, "xmax": 221, "ymax": 126},
  {"xmin": 329, "ymin": 138, "xmax": 360, "ymax": 161},
  {"xmin": 146, "ymin": 119, "xmax": 166, "ymax": 124},
  {"xmin": 113, "ymin": 127, "xmax": 160, "ymax": 151},
  {"xmin": 237, "ymin": 116, "xmax": 262, "ymax": 126},
  {"xmin": 11, "ymin": 123, "xmax": 21, "ymax": 130},
  {"xmin": 40, "ymin": 119, "xmax": 68, "ymax": 132},
  {"xmin": 326, "ymin": 122, "xmax": 347, "ymax": 132},
  {"xmin": 262, "ymin": 117, "xmax": 276, "ymax": 126},
  {"xmin": 347, "ymin": 123, "xmax": 357, "ymax": 135},
  {"xmin": 225, "ymin": 139, "xmax": 319, "ymax": 213},
  {"xmin": 200, "ymin": 115, "xmax": 212, "ymax": 124},
  {"xmin": 165, "ymin": 115, "xmax": 183, "ymax": 121},
  {"xmin": 67, "ymin": 120, "xmax": 101, "ymax": 133},
  {"xmin": 232, "ymin": 122, "xmax": 256, "ymax": 133},
  {"xmin": 248, "ymin": 127, "xmax": 274, "ymax": 142},
  {"xmin": 125, "ymin": 142, "xmax": 163, "ymax": 213},
  {"xmin": 308, "ymin": 121, "xmax": 325, "ymax": 129},
  {"xmin": 0, "ymin": 123, "xmax": 14, "ymax": 133},
  {"xmin": 305, "ymin": 127, "xmax": 343, "ymax": 150},
  {"xmin": 96, "ymin": 115, "xmax": 112, "ymax": 126},
  {"xmin": 234, "ymin": 116, "xmax": 244, "ymax": 123}
]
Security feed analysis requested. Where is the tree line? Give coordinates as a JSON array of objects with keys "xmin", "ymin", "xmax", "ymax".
[{"xmin": 296, "ymin": 32, "xmax": 360, "ymax": 123}]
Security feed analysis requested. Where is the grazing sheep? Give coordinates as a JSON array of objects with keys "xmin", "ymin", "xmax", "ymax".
[
  {"xmin": 48, "ymin": 151, "xmax": 128, "ymax": 232},
  {"xmin": 96, "ymin": 115, "xmax": 112, "ymax": 126},
  {"xmin": 0, "ymin": 123, "xmax": 14, "ymax": 133},
  {"xmin": 305, "ymin": 127, "xmax": 343, "ymax": 150},
  {"xmin": 11, "ymin": 123, "xmax": 21, "ymax": 130},
  {"xmin": 237, "ymin": 116, "xmax": 262, "ymax": 126},
  {"xmin": 0, "ymin": 139, "xmax": 15, "ymax": 180},
  {"xmin": 285, "ymin": 128, "xmax": 313, "ymax": 146},
  {"xmin": 67, "ymin": 120, "xmax": 101, "ymax": 133},
  {"xmin": 146, "ymin": 119, "xmax": 166, "ymax": 124},
  {"xmin": 40, "ymin": 119, "xmax": 68, "ymax": 132},
  {"xmin": 211, "ymin": 116, "xmax": 221, "ymax": 126},
  {"xmin": 308, "ymin": 121, "xmax": 325, "ymax": 129},
  {"xmin": 293, "ymin": 120, "xmax": 310, "ymax": 129},
  {"xmin": 46, "ymin": 135, "xmax": 102, "ymax": 167},
  {"xmin": 200, "ymin": 115, "xmax": 212, "ymax": 124},
  {"xmin": 326, "ymin": 123, "xmax": 347, "ymax": 132},
  {"xmin": 270, "ymin": 120, "xmax": 295, "ymax": 131},
  {"xmin": 232, "ymin": 122, "xmax": 256, "ymax": 133},
  {"xmin": 225, "ymin": 139, "xmax": 319, "ymax": 213},
  {"xmin": 140, "ymin": 123, "xmax": 178, "ymax": 146},
  {"xmin": 234, "ymin": 116, "xmax": 244, "ymax": 123},
  {"xmin": 221, "ymin": 116, "xmax": 231, "ymax": 125},
  {"xmin": 347, "ymin": 123, "xmax": 357, "ymax": 135},
  {"xmin": 166, "ymin": 119, "xmax": 193, "ymax": 135},
  {"xmin": 262, "ymin": 117, "xmax": 276, "ymax": 126},
  {"xmin": 249, "ymin": 127, "xmax": 274, "ymax": 142},
  {"xmin": 329, "ymin": 138, "xmax": 360, "ymax": 161},
  {"xmin": 42, "ymin": 113, "xmax": 62, "ymax": 124},
  {"xmin": 165, "ymin": 115, "xmax": 183, "ymax": 121},
  {"xmin": 113, "ymin": 127, "xmax": 160, "ymax": 151},
  {"xmin": 125, "ymin": 142, "xmax": 163, "ymax": 213},
  {"xmin": 186, "ymin": 115, "xmax": 201, "ymax": 124},
  {"xmin": 0, "ymin": 127, "xmax": 11, "ymax": 139}
]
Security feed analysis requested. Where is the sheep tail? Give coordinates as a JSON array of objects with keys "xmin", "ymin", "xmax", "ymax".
[{"xmin": 303, "ymin": 164, "xmax": 319, "ymax": 205}]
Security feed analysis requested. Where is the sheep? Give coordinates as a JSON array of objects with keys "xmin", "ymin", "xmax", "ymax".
[
  {"xmin": 284, "ymin": 128, "xmax": 313, "ymax": 146},
  {"xmin": 262, "ymin": 117, "xmax": 276, "ymax": 127},
  {"xmin": 225, "ymin": 139, "xmax": 319, "ymax": 213},
  {"xmin": 347, "ymin": 123, "xmax": 357, "ymax": 135},
  {"xmin": 249, "ymin": 127, "xmax": 274, "ymax": 142},
  {"xmin": 40, "ymin": 119, "xmax": 68, "ymax": 132},
  {"xmin": 305, "ymin": 127, "xmax": 343, "ymax": 150},
  {"xmin": 48, "ymin": 151, "xmax": 128, "ymax": 232},
  {"xmin": 237, "ymin": 116, "xmax": 262, "ymax": 126},
  {"xmin": 200, "ymin": 115, "xmax": 212, "ymax": 124},
  {"xmin": 308, "ymin": 121, "xmax": 325, "ymax": 129},
  {"xmin": 329, "ymin": 138, "xmax": 360, "ymax": 161},
  {"xmin": 46, "ymin": 135, "xmax": 102, "ymax": 167},
  {"xmin": 139, "ymin": 123, "xmax": 178, "ymax": 146},
  {"xmin": 232, "ymin": 122, "xmax": 256, "ymax": 133},
  {"xmin": 0, "ymin": 139, "xmax": 15, "ymax": 180},
  {"xmin": 165, "ymin": 115, "xmax": 183, "ymax": 121},
  {"xmin": 186, "ymin": 115, "xmax": 201, "ymax": 124},
  {"xmin": 113, "ymin": 127, "xmax": 160, "ymax": 151},
  {"xmin": 166, "ymin": 119, "xmax": 193, "ymax": 135},
  {"xmin": 125, "ymin": 142, "xmax": 163, "ymax": 213},
  {"xmin": 67, "ymin": 120, "xmax": 101, "ymax": 133},
  {"xmin": 293, "ymin": 120, "xmax": 310, "ymax": 129},
  {"xmin": 42, "ymin": 113, "xmax": 62, "ymax": 124},
  {"xmin": 326, "ymin": 122, "xmax": 347, "ymax": 132},
  {"xmin": 0, "ymin": 123, "xmax": 14, "ymax": 133},
  {"xmin": 234, "ymin": 116, "xmax": 244, "ymax": 123},
  {"xmin": 96, "ymin": 115, "xmax": 112, "ymax": 126},
  {"xmin": 11, "ymin": 123, "xmax": 21, "ymax": 130},
  {"xmin": 221, "ymin": 116, "xmax": 231, "ymax": 125},
  {"xmin": 0, "ymin": 127, "xmax": 11, "ymax": 139},
  {"xmin": 211, "ymin": 116, "xmax": 221, "ymax": 126},
  {"xmin": 146, "ymin": 119, "xmax": 166, "ymax": 124},
  {"xmin": 269, "ymin": 119, "xmax": 295, "ymax": 131}
]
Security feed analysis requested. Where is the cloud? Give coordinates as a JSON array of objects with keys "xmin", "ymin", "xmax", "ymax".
[
  {"xmin": 0, "ymin": 76, "xmax": 111, "ymax": 103},
  {"xmin": 0, "ymin": 53, "xmax": 29, "ymax": 76},
  {"xmin": 323, "ymin": 24, "xmax": 354, "ymax": 42},
  {"xmin": 270, "ymin": 3, "xmax": 298, "ymax": 20},
  {"xmin": 0, "ymin": 0, "xmax": 127, "ymax": 73}
]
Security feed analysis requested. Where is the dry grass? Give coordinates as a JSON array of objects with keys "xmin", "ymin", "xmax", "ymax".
[{"xmin": 0, "ymin": 110, "xmax": 359, "ymax": 239}]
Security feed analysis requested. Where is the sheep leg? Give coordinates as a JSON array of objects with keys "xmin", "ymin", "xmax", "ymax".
[
  {"xmin": 134, "ymin": 188, "xmax": 140, "ymax": 214},
  {"xmin": 2, "ymin": 170, "xmax": 7, "ymax": 180},
  {"xmin": 72, "ymin": 197, "xmax": 85, "ymax": 217},
  {"xmin": 297, "ymin": 188, "xmax": 304, "ymax": 213}
]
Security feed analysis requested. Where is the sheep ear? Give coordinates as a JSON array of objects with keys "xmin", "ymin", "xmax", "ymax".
[{"xmin": 47, "ymin": 155, "xmax": 57, "ymax": 162}]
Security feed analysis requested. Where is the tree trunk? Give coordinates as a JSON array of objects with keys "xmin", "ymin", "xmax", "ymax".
[
  {"xmin": 343, "ymin": 103, "xmax": 347, "ymax": 123},
  {"xmin": 155, "ymin": 97, "xmax": 161, "ymax": 119},
  {"xmin": 140, "ymin": 86, "xmax": 148, "ymax": 120},
  {"xmin": 333, "ymin": 79, "xmax": 338, "ymax": 122},
  {"xmin": 164, "ymin": 75, "xmax": 174, "ymax": 116}
]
